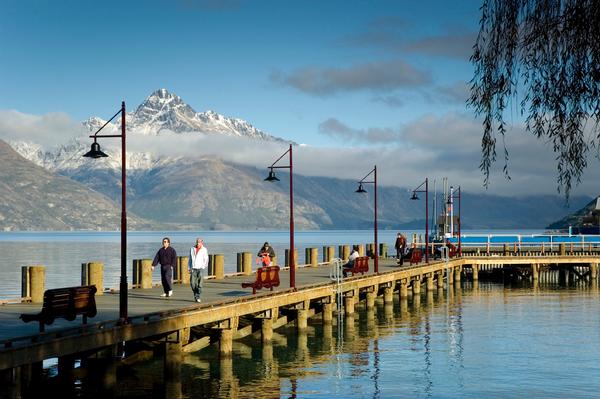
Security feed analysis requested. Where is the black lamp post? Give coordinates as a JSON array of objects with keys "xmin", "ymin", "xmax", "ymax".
[
  {"xmin": 410, "ymin": 178, "xmax": 429, "ymax": 264},
  {"xmin": 447, "ymin": 185, "xmax": 461, "ymax": 256},
  {"xmin": 83, "ymin": 101, "xmax": 128, "ymax": 323},
  {"xmin": 264, "ymin": 144, "xmax": 295, "ymax": 289},
  {"xmin": 355, "ymin": 166, "xmax": 378, "ymax": 273}
]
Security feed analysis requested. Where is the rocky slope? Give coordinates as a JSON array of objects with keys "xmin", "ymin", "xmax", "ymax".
[
  {"xmin": 0, "ymin": 140, "xmax": 152, "ymax": 231},
  {"xmin": 546, "ymin": 196, "xmax": 600, "ymax": 229}
]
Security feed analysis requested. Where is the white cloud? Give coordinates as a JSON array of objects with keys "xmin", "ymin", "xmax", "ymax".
[
  {"xmin": 2, "ymin": 109, "xmax": 599, "ymax": 197},
  {"xmin": 0, "ymin": 110, "xmax": 86, "ymax": 147}
]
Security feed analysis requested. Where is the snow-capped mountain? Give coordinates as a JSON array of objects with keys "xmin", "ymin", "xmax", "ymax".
[
  {"xmin": 118, "ymin": 89, "xmax": 287, "ymax": 141},
  {"xmin": 10, "ymin": 89, "xmax": 289, "ymax": 171}
]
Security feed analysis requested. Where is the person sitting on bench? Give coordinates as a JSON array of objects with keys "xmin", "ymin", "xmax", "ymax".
[
  {"xmin": 343, "ymin": 246, "xmax": 360, "ymax": 277},
  {"xmin": 257, "ymin": 242, "xmax": 276, "ymax": 266}
]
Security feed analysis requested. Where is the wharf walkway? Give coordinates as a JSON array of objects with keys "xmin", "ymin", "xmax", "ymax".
[{"xmin": 0, "ymin": 258, "xmax": 401, "ymax": 342}]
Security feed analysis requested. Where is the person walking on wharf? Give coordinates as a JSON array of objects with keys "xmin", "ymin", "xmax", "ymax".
[
  {"xmin": 395, "ymin": 233, "xmax": 407, "ymax": 265},
  {"xmin": 152, "ymin": 237, "xmax": 177, "ymax": 297},
  {"xmin": 189, "ymin": 238, "xmax": 209, "ymax": 303}
]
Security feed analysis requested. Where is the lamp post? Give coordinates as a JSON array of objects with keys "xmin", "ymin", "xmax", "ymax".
[
  {"xmin": 355, "ymin": 166, "xmax": 378, "ymax": 273},
  {"xmin": 83, "ymin": 101, "xmax": 128, "ymax": 323},
  {"xmin": 264, "ymin": 144, "xmax": 295, "ymax": 289},
  {"xmin": 447, "ymin": 185, "xmax": 462, "ymax": 256},
  {"xmin": 410, "ymin": 178, "xmax": 429, "ymax": 264}
]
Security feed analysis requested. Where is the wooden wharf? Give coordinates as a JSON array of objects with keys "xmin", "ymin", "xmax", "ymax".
[{"xmin": 1, "ymin": 252, "xmax": 599, "ymax": 396}]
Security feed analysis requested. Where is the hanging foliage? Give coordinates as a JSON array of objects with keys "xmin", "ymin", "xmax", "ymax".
[{"xmin": 469, "ymin": 0, "xmax": 600, "ymax": 200}]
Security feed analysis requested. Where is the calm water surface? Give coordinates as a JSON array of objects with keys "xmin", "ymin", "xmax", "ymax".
[{"xmin": 113, "ymin": 283, "xmax": 600, "ymax": 398}]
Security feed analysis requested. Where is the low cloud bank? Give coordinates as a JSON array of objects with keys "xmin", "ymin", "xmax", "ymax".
[{"xmin": 1, "ymin": 109, "xmax": 599, "ymax": 196}]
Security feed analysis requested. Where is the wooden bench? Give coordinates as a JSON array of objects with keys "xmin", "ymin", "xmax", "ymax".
[
  {"xmin": 241, "ymin": 266, "xmax": 280, "ymax": 294},
  {"xmin": 345, "ymin": 256, "xmax": 369, "ymax": 276},
  {"xmin": 410, "ymin": 249, "xmax": 423, "ymax": 265},
  {"xmin": 20, "ymin": 285, "xmax": 98, "ymax": 332}
]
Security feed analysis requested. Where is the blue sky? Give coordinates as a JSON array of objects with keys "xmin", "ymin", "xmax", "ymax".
[
  {"xmin": 1, "ymin": 0, "xmax": 599, "ymax": 196},
  {"xmin": 0, "ymin": 0, "xmax": 478, "ymax": 144}
]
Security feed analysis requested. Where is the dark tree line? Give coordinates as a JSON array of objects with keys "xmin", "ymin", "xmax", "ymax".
[{"xmin": 469, "ymin": 0, "xmax": 600, "ymax": 200}]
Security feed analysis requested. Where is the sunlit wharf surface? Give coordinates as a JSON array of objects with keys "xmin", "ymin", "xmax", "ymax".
[{"xmin": 92, "ymin": 283, "xmax": 600, "ymax": 398}]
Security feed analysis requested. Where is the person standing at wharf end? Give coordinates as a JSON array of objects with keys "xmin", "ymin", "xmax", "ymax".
[
  {"xmin": 152, "ymin": 237, "xmax": 177, "ymax": 297},
  {"xmin": 188, "ymin": 238, "xmax": 209, "ymax": 303}
]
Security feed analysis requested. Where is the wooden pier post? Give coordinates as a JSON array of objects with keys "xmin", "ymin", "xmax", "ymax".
[
  {"xmin": 367, "ymin": 243, "xmax": 375, "ymax": 257},
  {"xmin": 339, "ymin": 245, "xmax": 350, "ymax": 261},
  {"xmin": 454, "ymin": 267, "xmax": 462, "ymax": 284},
  {"xmin": 261, "ymin": 318, "xmax": 274, "ymax": 344},
  {"xmin": 306, "ymin": 247, "xmax": 318, "ymax": 267},
  {"xmin": 285, "ymin": 249, "xmax": 298, "ymax": 268},
  {"xmin": 213, "ymin": 254, "xmax": 225, "ymax": 279},
  {"xmin": 426, "ymin": 273, "xmax": 434, "ymax": 292},
  {"xmin": 412, "ymin": 276, "xmax": 421, "ymax": 295},
  {"xmin": 357, "ymin": 244, "xmax": 365, "ymax": 257},
  {"xmin": 437, "ymin": 271, "xmax": 445, "ymax": 288},
  {"xmin": 21, "ymin": 265, "xmax": 45, "ymax": 303},
  {"xmin": 559, "ymin": 243, "xmax": 566, "ymax": 256},
  {"xmin": 531, "ymin": 264, "xmax": 539, "ymax": 281},
  {"xmin": 81, "ymin": 262, "xmax": 103, "ymax": 295},
  {"xmin": 365, "ymin": 287, "xmax": 376, "ymax": 309},
  {"xmin": 344, "ymin": 295, "xmax": 355, "ymax": 315},
  {"xmin": 133, "ymin": 259, "xmax": 153, "ymax": 289},
  {"xmin": 472, "ymin": 264, "xmax": 479, "ymax": 281},
  {"xmin": 399, "ymin": 279, "xmax": 409, "ymax": 299},
  {"xmin": 322, "ymin": 302, "xmax": 333, "ymax": 324},
  {"xmin": 164, "ymin": 331, "xmax": 183, "ymax": 398},
  {"xmin": 218, "ymin": 318, "xmax": 237, "ymax": 358},
  {"xmin": 590, "ymin": 263, "xmax": 598, "ymax": 280},
  {"xmin": 174, "ymin": 256, "xmax": 190, "ymax": 284},
  {"xmin": 296, "ymin": 301, "xmax": 309, "ymax": 331},
  {"xmin": 237, "ymin": 252, "xmax": 253, "ymax": 275},
  {"xmin": 383, "ymin": 286, "xmax": 393, "ymax": 305},
  {"xmin": 323, "ymin": 246, "xmax": 335, "ymax": 262},
  {"xmin": 380, "ymin": 243, "xmax": 388, "ymax": 259}
]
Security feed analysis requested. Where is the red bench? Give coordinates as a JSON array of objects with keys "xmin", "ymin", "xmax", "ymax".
[
  {"xmin": 20, "ymin": 285, "xmax": 97, "ymax": 332},
  {"xmin": 345, "ymin": 256, "xmax": 369, "ymax": 276},
  {"xmin": 242, "ymin": 266, "xmax": 280, "ymax": 294},
  {"xmin": 410, "ymin": 249, "xmax": 423, "ymax": 265}
]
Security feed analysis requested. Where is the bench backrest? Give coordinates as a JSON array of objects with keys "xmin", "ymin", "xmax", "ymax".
[
  {"xmin": 410, "ymin": 249, "xmax": 423, "ymax": 263},
  {"xmin": 41, "ymin": 285, "xmax": 97, "ymax": 318},
  {"xmin": 353, "ymin": 256, "xmax": 369, "ymax": 272},
  {"xmin": 257, "ymin": 265, "xmax": 280, "ymax": 286}
]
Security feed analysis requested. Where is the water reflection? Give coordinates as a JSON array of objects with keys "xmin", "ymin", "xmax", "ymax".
[{"xmin": 30, "ymin": 282, "xmax": 600, "ymax": 398}]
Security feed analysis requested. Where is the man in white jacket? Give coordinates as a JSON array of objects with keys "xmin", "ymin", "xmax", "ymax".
[{"xmin": 188, "ymin": 238, "xmax": 209, "ymax": 303}]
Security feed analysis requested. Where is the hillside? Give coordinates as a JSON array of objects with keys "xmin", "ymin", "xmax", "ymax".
[{"xmin": 0, "ymin": 140, "xmax": 152, "ymax": 231}]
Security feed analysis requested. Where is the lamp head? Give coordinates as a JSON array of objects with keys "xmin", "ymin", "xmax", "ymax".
[
  {"xmin": 83, "ymin": 141, "xmax": 108, "ymax": 158},
  {"xmin": 410, "ymin": 192, "xmax": 419, "ymax": 200},
  {"xmin": 264, "ymin": 169, "xmax": 280, "ymax": 182},
  {"xmin": 355, "ymin": 183, "xmax": 367, "ymax": 193}
]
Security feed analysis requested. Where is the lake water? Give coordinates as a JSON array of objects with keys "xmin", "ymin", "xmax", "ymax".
[
  {"xmin": 4, "ymin": 230, "xmax": 600, "ymax": 398},
  {"xmin": 0, "ymin": 229, "xmax": 543, "ymax": 300},
  {"xmin": 98, "ymin": 283, "xmax": 600, "ymax": 398}
]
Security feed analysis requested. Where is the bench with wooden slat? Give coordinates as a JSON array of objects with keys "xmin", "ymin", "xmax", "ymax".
[
  {"xmin": 20, "ymin": 285, "xmax": 98, "ymax": 332},
  {"xmin": 241, "ymin": 266, "xmax": 280, "ymax": 294},
  {"xmin": 346, "ymin": 256, "xmax": 369, "ymax": 276},
  {"xmin": 410, "ymin": 249, "xmax": 423, "ymax": 265}
]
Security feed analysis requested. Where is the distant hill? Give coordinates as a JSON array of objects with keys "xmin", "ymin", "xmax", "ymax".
[
  {"xmin": 2, "ymin": 88, "xmax": 593, "ymax": 231},
  {"xmin": 546, "ymin": 196, "xmax": 600, "ymax": 229},
  {"xmin": 0, "ymin": 139, "xmax": 153, "ymax": 231}
]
